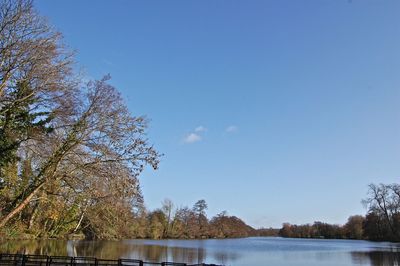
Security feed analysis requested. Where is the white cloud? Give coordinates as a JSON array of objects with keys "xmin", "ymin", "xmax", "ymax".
[
  {"xmin": 195, "ymin": 126, "xmax": 207, "ymax": 132},
  {"xmin": 183, "ymin": 133, "xmax": 202, "ymax": 144},
  {"xmin": 182, "ymin": 125, "xmax": 207, "ymax": 144},
  {"xmin": 226, "ymin": 125, "xmax": 238, "ymax": 133}
]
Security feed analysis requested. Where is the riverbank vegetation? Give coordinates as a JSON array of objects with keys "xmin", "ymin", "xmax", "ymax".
[
  {"xmin": 277, "ymin": 183, "xmax": 400, "ymax": 242},
  {"xmin": 130, "ymin": 199, "xmax": 256, "ymax": 240}
]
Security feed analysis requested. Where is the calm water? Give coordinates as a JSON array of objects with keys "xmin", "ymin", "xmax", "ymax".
[{"xmin": 0, "ymin": 237, "xmax": 399, "ymax": 266}]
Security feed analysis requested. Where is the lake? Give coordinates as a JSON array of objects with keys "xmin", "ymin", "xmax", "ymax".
[{"xmin": 0, "ymin": 237, "xmax": 399, "ymax": 266}]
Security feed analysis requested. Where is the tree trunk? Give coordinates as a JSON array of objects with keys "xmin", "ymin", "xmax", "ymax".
[
  {"xmin": 0, "ymin": 181, "xmax": 45, "ymax": 228},
  {"xmin": 0, "ymin": 127, "xmax": 81, "ymax": 228},
  {"xmin": 28, "ymin": 203, "xmax": 38, "ymax": 230},
  {"xmin": 73, "ymin": 204, "xmax": 88, "ymax": 233}
]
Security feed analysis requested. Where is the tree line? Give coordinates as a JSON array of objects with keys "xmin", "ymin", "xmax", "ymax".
[
  {"xmin": 276, "ymin": 183, "xmax": 400, "ymax": 242},
  {"xmin": 145, "ymin": 182, "xmax": 400, "ymax": 242},
  {"xmin": 128, "ymin": 199, "xmax": 256, "ymax": 240}
]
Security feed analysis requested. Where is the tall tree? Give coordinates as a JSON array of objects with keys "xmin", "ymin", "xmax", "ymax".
[
  {"xmin": 363, "ymin": 183, "xmax": 400, "ymax": 241},
  {"xmin": 161, "ymin": 198, "xmax": 174, "ymax": 238},
  {"xmin": 192, "ymin": 199, "xmax": 208, "ymax": 237},
  {"xmin": 0, "ymin": 77, "xmax": 160, "ymax": 232},
  {"xmin": 0, "ymin": 0, "xmax": 73, "ymax": 172},
  {"xmin": 345, "ymin": 215, "xmax": 365, "ymax": 239},
  {"xmin": 193, "ymin": 199, "xmax": 207, "ymax": 217},
  {"xmin": 0, "ymin": 0, "xmax": 160, "ymax": 238}
]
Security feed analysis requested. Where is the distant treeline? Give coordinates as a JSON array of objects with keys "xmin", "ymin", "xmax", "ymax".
[
  {"xmin": 277, "ymin": 217, "xmax": 363, "ymax": 239},
  {"xmin": 124, "ymin": 199, "xmax": 257, "ymax": 240},
  {"xmin": 275, "ymin": 183, "xmax": 400, "ymax": 242},
  {"xmin": 144, "ymin": 181, "xmax": 400, "ymax": 242}
]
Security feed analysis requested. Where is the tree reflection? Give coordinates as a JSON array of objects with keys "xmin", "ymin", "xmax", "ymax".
[
  {"xmin": 0, "ymin": 240, "xmax": 218, "ymax": 264},
  {"xmin": 0, "ymin": 240, "xmax": 68, "ymax": 256},
  {"xmin": 213, "ymin": 251, "xmax": 240, "ymax": 265},
  {"xmin": 352, "ymin": 251, "xmax": 400, "ymax": 266}
]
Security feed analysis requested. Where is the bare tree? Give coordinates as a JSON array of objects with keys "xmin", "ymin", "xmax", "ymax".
[
  {"xmin": 363, "ymin": 183, "xmax": 400, "ymax": 240},
  {"xmin": 161, "ymin": 198, "xmax": 174, "ymax": 237},
  {"xmin": 0, "ymin": 0, "xmax": 74, "ymax": 171},
  {"xmin": 0, "ymin": 77, "xmax": 160, "ymax": 230},
  {"xmin": 0, "ymin": 0, "xmax": 160, "ymax": 236}
]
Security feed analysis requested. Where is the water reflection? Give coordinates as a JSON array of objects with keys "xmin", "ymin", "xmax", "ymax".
[
  {"xmin": 1, "ymin": 238, "xmax": 400, "ymax": 266},
  {"xmin": 0, "ymin": 239, "xmax": 235, "ymax": 265},
  {"xmin": 352, "ymin": 251, "xmax": 400, "ymax": 266},
  {"xmin": 71, "ymin": 240, "xmax": 210, "ymax": 264},
  {"xmin": 0, "ymin": 240, "xmax": 68, "ymax": 256},
  {"xmin": 213, "ymin": 250, "xmax": 240, "ymax": 265}
]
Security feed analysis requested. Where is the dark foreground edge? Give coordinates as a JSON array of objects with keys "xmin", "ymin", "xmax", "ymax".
[{"xmin": 0, "ymin": 254, "xmax": 223, "ymax": 266}]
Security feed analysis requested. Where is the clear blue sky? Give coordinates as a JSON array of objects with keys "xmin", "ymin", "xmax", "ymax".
[{"xmin": 36, "ymin": 0, "xmax": 400, "ymax": 228}]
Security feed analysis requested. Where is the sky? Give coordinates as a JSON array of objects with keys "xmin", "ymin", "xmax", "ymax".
[{"xmin": 35, "ymin": 0, "xmax": 400, "ymax": 228}]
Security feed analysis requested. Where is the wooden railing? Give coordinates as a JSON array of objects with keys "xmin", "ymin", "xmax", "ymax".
[{"xmin": 0, "ymin": 254, "xmax": 222, "ymax": 266}]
